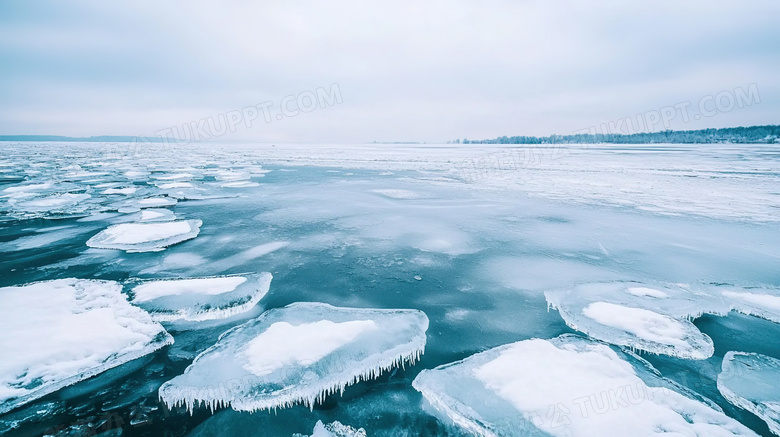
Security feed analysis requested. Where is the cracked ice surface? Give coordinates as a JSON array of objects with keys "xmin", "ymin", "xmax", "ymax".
[
  {"xmin": 158, "ymin": 303, "xmax": 428, "ymax": 413},
  {"xmin": 86, "ymin": 219, "xmax": 202, "ymax": 252},
  {"xmin": 545, "ymin": 282, "xmax": 729, "ymax": 359},
  {"xmin": 129, "ymin": 273, "xmax": 273, "ymax": 322},
  {"xmin": 718, "ymin": 352, "xmax": 780, "ymax": 436},
  {"xmin": 0, "ymin": 279, "xmax": 173, "ymax": 415},
  {"xmin": 413, "ymin": 334, "xmax": 757, "ymax": 437}
]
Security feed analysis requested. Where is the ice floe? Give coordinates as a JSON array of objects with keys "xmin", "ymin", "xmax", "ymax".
[
  {"xmin": 413, "ymin": 334, "xmax": 757, "ymax": 437},
  {"xmin": 0, "ymin": 279, "xmax": 173, "ymax": 415},
  {"xmin": 157, "ymin": 182, "xmax": 195, "ymax": 189},
  {"xmin": 545, "ymin": 282, "xmax": 728, "ymax": 359},
  {"xmin": 158, "ymin": 303, "xmax": 428, "ymax": 413},
  {"xmin": 721, "ymin": 288, "xmax": 780, "ymax": 324},
  {"xmin": 1, "ymin": 182, "xmax": 53, "ymax": 195},
  {"xmin": 13, "ymin": 193, "xmax": 91, "ymax": 212},
  {"xmin": 137, "ymin": 208, "xmax": 177, "ymax": 222},
  {"xmin": 136, "ymin": 197, "xmax": 178, "ymax": 208},
  {"xmin": 718, "ymin": 351, "xmax": 780, "ymax": 436},
  {"xmin": 129, "ymin": 273, "xmax": 273, "ymax": 322},
  {"xmin": 579, "ymin": 301, "xmax": 714, "ymax": 359},
  {"xmin": 86, "ymin": 219, "xmax": 202, "ymax": 252}
]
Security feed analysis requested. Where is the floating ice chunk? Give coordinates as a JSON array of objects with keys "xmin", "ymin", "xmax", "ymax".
[
  {"xmin": 137, "ymin": 197, "xmax": 177, "ymax": 208},
  {"xmin": 103, "ymin": 187, "xmax": 138, "ymax": 195},
  {"xmin": 413, "ymin": 334, "xmax": 757, "ymax": 437},
  {"xmin": 718, "ymin": 352, "xmax": 780, "ymax": 436},
  {"xmin": 214, "ymin": 171, "xmax": 250, "ymax": 181},
  {"xmin": 0, "ymin": 279, "xmax": 173, "ymax": 415},
  {"xmin": 303, "ymin": 421, "xmax": 367, "ymax": 437},
  {"xmin": 14, "ymin": 193, "xmax": 91, "ymax": 212},
  {"xmin": 158, "ymin": 182, "xmax": 195, "ymax": 189},
  {"xmin": 546, "ymin": 282, "xmax": 730, "ymax": 320},
  {"xmin": 130, "ymin": 273, "xmax": 272, "ymax": 322},
  {"xmin": 580, "ymin": 301, "xmax": 714, "ymax": 359},
  {"xmin": 154, "ymin": 172, "xmax": 195, "ymax": 180},
  {"xmin": 138, "ymin": 208, "xmax": 176, "ymax": 222},
  {"xmin": 545, "ymin": 281, "xmax": 728, "ymax": 359},
  {"xmin": 86, "ymin": 219, "xmax": 202, "ymax": 252},
  {"xmin": 2, "ymin": 182, "xmax": 53, "ymax": 194},
  {"xmin": 722, "ymin": 289, "xmax": 780, "ymax": 323},
  {"xmin": 158, "ymin": 303, "xmax": 428, "ymax": 413}
]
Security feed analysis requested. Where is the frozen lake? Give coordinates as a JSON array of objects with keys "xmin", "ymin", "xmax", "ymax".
[{"xmin": 1, "ymin": 142, "xmax": 779, "ymax": 436}]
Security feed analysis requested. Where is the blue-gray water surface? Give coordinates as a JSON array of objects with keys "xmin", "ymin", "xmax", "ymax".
[{"xmin": 0, "ymin": 142, "xmax": 779, "ymax": 436}]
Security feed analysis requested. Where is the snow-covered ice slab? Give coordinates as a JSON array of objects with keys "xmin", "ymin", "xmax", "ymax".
[
  {"xmin": 86, "ymin": 219, "xmax": 202, "ymax": 252},
  {"xmin": 137, "ymin": 208, "xmax": 176, "ymax": 222},
  {"xmin": 13, "ymin": 193, "xmax": 91, "ymax": 212},
  {"xmin": 413, "ymin": 334, "xmax": 757, "ymax": 437},
  {"xmin": 545, "ymin": 282, "xmax": 726, "ymax": 359},
  {"xmin": 718, "ymin": 352, "xmax": 780, "ymax": 436},
  {"xmin": 130, "ymin": 273, "xmax": 273, "ymax": 322},
  {"xmin": 158, "ymin": 303, "xmax": 428, "ymax": 412},
  {"xmin": 577, "ymin": 301, "xmax": 713, "ymax": 359},
  {"xmin": 136, "ymin": 197, "xmax": 178, "ymax": 208},
  {"xmin": 0, "ymin": 279, "xmax": 173, "ymax": 415},
  {"xmin": 721, "ymin": 288, "xmax": 780, "ymax": 324}
]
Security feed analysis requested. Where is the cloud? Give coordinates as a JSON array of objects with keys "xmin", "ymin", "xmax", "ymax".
[{"xmin": 0, "ymin": 0, "xmax": 778, "ymax": 142}]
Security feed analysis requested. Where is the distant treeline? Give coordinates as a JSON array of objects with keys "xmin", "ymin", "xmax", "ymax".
[
  {"xmin": 0, "ymin": 135, "xmax": 165, "ymax": 142},
  {"xmin": 454, "ymin": 125, "xmax": 780, "ymax": 144}
]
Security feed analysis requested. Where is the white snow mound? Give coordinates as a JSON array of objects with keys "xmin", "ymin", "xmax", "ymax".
[{"xmin": 0, "ymin": 279, "xmax": 173, "ymax": 414}]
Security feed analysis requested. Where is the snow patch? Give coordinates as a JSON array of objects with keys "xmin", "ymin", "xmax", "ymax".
[{"xmin": 0, "ymin": 279, "xmax": 172, "ymax": 414}]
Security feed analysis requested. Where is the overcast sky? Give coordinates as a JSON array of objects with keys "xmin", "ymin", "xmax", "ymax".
[{"xmin": 1, "ymin": 1, "xmax": 778, "ymax": 143}]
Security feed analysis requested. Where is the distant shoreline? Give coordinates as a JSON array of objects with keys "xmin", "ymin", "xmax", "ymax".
[
  {"xmin": 1, "ymin": 124, "xmax": 778, "ymax": 144},
  {"xmin": 0, "ymin": 135, "xmax": 166, "ymax": 143},
  {"xmin": 453, "ymin": 125, "xmax": 779, "ymax": 145}
]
